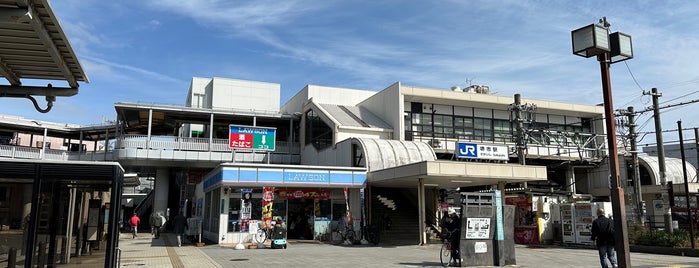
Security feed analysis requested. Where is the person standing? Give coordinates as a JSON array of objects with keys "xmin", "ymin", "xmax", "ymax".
[
  {"xmin": 441, "ymin": 208, "xmax": 461, "ymax": 267},
  {"xmin": 173, "ymin": 212, "xmax": 188, "ymax": 247},
  {"xmin": 150, "ymin": 212, "xmax": 164, "ymax": 239},
  {"xmin": 129, "ymin": 213, "xmax": 141, "ymax": 238},
  {"xmin": 591, "ymin": 208, "xmax": 618, "ymax": 268}
]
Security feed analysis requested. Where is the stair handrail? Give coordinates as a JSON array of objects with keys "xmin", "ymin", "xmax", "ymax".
[{"xmin": 134, "ymin": 189, "xmax": 155, "ymax": 218}]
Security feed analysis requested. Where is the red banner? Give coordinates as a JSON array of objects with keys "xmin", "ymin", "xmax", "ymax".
[
  {"xmin": 514, "ymin": 226, "xmax": 539, "ymax": 244},
  {"xmin": 262, "ymin": 187, "xmax": 275, "ymax": 229},
  {"xmin": 277, "ymin": 189, "xmax": 331, "ymax": 199}
]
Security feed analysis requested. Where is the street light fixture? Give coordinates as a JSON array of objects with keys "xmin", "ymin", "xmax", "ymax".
[{"xmin": 571, "ymin": 17, "xmax": 632, "ymax": 268}]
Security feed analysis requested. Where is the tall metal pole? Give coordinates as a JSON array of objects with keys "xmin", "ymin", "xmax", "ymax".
[
  {"xmin": 41, "ymin": 127, "xmax": 47, "ymax": 160},
  {"xmin": 649, "ymin": 87, "xmax": 673, "ymax": 233},
  {"xmin": 597, "ymin": 53, "xmax": 630, "ymax": 268},
  {"xmin": 514, "ymin": 94, "xmax": 527, "ymax": 188},
  {"xmin": 628, "ymin": 107, "xmax": 644, "ymax": 224},
  {"xmin": 695, "ymin": 128, "xmax": 699, "ymax": 180},
  {"xmin": 678, "ymin": 120, "xmax": 696, "ymax": 248}
]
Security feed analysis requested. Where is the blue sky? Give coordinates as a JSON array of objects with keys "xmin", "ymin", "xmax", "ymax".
[{"xmin": 1, "ymin": 0, "xmax": 699, "ymax": 146}]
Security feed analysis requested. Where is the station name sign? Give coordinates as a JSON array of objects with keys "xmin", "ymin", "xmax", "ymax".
[{"xmin": 456, "ymin": 142, "xmax": 509, "ymax": 161}]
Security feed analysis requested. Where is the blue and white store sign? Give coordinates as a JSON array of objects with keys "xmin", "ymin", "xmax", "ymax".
[
  {"xmin": 203, "ymin": 166, "xmax": 366, "ymax": 191},
  {"xmin": 456, "ymin": 142, "xmax": 509, "ymax": 161}
]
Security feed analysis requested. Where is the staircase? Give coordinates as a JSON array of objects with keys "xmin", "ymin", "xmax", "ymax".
[
  {"xmin": 134, "ymin": 190, "xmax": 154, "ymax": 221},
  {"xmin": 372, "ymin": 187, "xmax": 419, "ymax": 245}
]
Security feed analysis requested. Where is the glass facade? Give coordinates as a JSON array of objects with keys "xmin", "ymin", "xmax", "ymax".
[
  {"xmin": 305, "ymin": 110, "xmax": 333, "ymax": 150},
  {"xmin": 404, "ymin": 104, "xmax": 595, "ymax": 149}
]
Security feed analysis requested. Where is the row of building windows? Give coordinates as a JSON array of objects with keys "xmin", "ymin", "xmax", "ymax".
[{"xmin": 404, "ymin": 111, "xmax": 594, "ymax": 147}]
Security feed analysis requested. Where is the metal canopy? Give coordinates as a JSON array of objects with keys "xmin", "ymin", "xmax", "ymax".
[{"xmin": 0, "ymin": 0, "xmax": 88, "ymax": 112}]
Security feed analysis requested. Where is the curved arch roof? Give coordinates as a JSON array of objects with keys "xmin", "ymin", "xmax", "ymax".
[
  {"xmin": 351, "ymin": 138, "xmax": 436, "ymax": 172},
  {"xmin": 638, "ymin": 155, "xmax": 696, "ymax": 185}
]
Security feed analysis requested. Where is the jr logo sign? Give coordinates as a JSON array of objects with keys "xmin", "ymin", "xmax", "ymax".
[
  {"xmin": 458, "ymin": 143, "xmax": 478, "ymax": 158},
  {"xmin": 456, "ymin": 142, "xmax": 510, "ymax": 161}
]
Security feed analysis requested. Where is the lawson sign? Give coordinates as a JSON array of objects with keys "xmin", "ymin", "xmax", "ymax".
[{"xmin": 457, "ymin": 142, "xmax": 509, "ymax": 161}]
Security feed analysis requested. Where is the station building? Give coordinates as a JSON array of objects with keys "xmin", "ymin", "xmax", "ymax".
[{"xmin": 2, "ymin": 76, "xmax": 698, "ymax": 265}]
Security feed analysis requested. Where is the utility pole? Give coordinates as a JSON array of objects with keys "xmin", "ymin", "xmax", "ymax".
[
  {"xmin": 678, "ymin": 121, "xmax": 695, "ymax": 248},
  {"xmin": 627, "ymin": 106, "xmax": 645, "ymax": 225},
  {"xmin": 695, "ymin": 128, "xmax": 699, "ymax": 180},
  {"xmin": 647, "ymin": 87, "xmax": 673, "ymax": 233},
  {"xmin": 509, "ymin": 94, "xmax": 536, "ymax": 188}
]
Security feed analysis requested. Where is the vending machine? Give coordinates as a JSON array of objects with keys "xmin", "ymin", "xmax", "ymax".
[
  {"xmin": 573, "ymin": 203, "xmax": 594, "ymax": 245},
  {"xmin": 559, "ymin": 203, "xmax": 575, "ymax": 243}
]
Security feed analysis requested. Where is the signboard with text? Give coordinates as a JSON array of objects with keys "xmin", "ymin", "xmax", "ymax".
[
  {"xmin": 456, "ymin": 142, "xmax": 509, "ymax": 161},
  {"xmin": 229, "ymin": 125, "xmax": 276, "ymax": 151}
]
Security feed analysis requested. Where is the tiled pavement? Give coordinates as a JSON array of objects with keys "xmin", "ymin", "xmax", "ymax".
[{"xmin": 116, "ymin": 233, "xmax": 699, "ymax": 268}]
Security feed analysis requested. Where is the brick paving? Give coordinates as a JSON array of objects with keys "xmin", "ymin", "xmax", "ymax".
[{"xmin": 115, "ymin": 233, "xmax": 699, "ymax": 267}]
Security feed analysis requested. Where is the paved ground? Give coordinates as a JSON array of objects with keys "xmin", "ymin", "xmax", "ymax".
[{"xmin": 112, "ymin": 232, "xmax": 699, "ymax": 268}]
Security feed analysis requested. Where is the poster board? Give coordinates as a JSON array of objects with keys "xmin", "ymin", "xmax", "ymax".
[{"xmin": 465, "ymin": 217, "xmax": 491, "ymax": 239}]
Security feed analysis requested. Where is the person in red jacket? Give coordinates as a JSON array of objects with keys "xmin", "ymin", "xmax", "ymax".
[{"xmin": 129, "ymin": 213, "xmax": 141, "ymax": 238}]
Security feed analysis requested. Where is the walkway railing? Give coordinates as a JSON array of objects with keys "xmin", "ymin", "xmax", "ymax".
[{"xmin": 0, "ymin": 134, "xmax": 301, "ymax": 164}]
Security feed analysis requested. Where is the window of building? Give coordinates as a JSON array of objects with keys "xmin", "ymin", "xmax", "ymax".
[
  {"xmin": 473, "ymin": 118, "xmax": 493, "ymax": 142},
  {"xmin": 493, "ymin": 119, "xmax": 513, "ymax": 143},
  {"xmin": 204, "ymin": 189, "xmax": 220, "ymax": 233},
  {"xmin": 35, "ymin": 141, "xmax": 51, "ymax": 148},
  {"xmin": 305, "ymin": 110, "xmax": 333, "ymax": 150}
]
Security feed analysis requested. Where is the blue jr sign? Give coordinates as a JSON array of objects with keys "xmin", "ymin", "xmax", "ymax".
[
  {"xmin": 457, "ymin": 143, "xmax": 478, "ymax": 158},
  {"xmin": 456, "ymin": 142, "xmax": 509, "ymax": 161}
]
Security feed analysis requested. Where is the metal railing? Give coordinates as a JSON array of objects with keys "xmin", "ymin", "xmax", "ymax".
[{"xmin": 0, "ymin": 134, "xmax": 301, "ymax": 163}]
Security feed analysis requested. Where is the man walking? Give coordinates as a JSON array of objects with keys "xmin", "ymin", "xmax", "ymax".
[
  {"xmin": 591, "ymin": 208, "xmax": 618, "ymax": 268},
  {"xmin": 173, "ymin": 212, "xmax": 188, "ymax": 247},
  {"xmin": 129, "ymin": 213, "xmax": 140, "ymax": 238},
  {"xmin": 150, "ymin": 212, "xmax": 164, "ymax": 239}
]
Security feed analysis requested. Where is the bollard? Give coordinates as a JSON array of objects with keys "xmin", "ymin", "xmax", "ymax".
[{"xmin": 8, "ymin": 247, "xmax": 17, "ymax": 268}]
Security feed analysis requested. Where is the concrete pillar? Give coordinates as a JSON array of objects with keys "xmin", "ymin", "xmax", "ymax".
[{"xmin": 154, "ymin": 168, "xmax": 170, "ymax": 216}]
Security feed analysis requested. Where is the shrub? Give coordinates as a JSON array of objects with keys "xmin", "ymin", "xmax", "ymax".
[{"xmin": 634, "ymin": 228, "xmax": 690, "ymax": 247}]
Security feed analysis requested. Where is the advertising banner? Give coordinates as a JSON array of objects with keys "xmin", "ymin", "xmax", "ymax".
[
  {"xmin": 240, "ymin": 189, "xmax": 253, "ymax": 232},
  {"xmin": 262, "ymin": 187, "xmax": 275, "ymax": 229}
]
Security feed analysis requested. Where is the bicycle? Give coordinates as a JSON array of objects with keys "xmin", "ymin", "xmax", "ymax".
[
  {"xmin": 363, "ymin": 224, "xmax": 380, "ymax": 245},
  {"xmin": 334, "ymin": 223, "xmax": 356, "ymax": 245},
  {"xmin": 254, "ymin": 222, "xmax": 272, "ymax": 244},
  {"xmin": 440, "ymin": 228, "xmax": 460, "ymax": 267},
  {"xmin": 131, "ymin": 224, "xmax": 138, "ymax": 239}
]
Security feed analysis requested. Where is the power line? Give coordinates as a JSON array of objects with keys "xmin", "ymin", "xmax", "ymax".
[{"xmin": 659, "ymin": 89, "xmax": 699, "ymax": 105}]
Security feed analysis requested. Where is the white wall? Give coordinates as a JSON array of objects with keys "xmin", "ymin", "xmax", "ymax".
[
  {"xmin": 209, "ymin": 77, "xmax": 280, "ymax": 113},
  {"xmin": 357, "ymin": 82, "xmax": 402, "ymax": 140},
  {"xmin": 281, "ymin": 85, "xmax": 377, "ymax": 115}
]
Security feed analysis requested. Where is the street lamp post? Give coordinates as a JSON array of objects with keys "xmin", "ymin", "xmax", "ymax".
[{"xmin": 571, "ymin": 18, "xmax": 632, "ymax": 268}]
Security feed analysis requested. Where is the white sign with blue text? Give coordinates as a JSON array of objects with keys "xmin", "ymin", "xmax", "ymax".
[{"xmin": 456, "ymin": 142, "xmax": 509, "ymax": 161}]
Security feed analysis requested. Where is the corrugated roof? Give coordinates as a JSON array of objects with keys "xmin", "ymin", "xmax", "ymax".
[
  {"xmin": 351, "ymin": 138, "xmax": 436, "ymax": 172},
  {"xmin": 638, "ymin": 155, "xmax": 697, "ymax": 185},
  {"xmin": 0, "ymin": 0, "xmax": 87, "ymax": 86},
  {"xmin": 319, "ymin": 104, "xmax": 392, "ymax": 129}
]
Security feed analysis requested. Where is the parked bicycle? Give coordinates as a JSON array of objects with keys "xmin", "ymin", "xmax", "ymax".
[
  {"xmin": 254, "ymin": 221, "xmax": 272, "ymax": 244},
  {"xmin": 440, "ymin": 228, "xmax": 460, "ymax": 267},
  {"xmin": 334, "ymin": 223, "xmax": 356, "ymax": 245},
  {"xmin": 363, "ymin": 224, "xmax": 380, "ymax": 245}
]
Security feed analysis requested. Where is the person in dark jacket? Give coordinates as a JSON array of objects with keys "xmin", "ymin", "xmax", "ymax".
[
  {"xmin": 150, "ymin": 212, "xmax": 164, "ymax": 239},
  {"xmin": 591, "ymin": 208, "xmax": 618, "ymax": 268},
  {"xmin": 173, "ymin": 212, "xmax": 188, "ymax": 247}
]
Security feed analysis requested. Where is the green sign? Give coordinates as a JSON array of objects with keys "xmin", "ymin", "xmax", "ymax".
[{"xmin": 228, "ymin": 125, "xmax": 276, "ymax": 151}]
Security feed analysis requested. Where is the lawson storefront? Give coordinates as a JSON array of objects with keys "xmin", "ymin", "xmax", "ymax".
[{"xmin": 197, "ymin": 163, "xmax": 366, "ymax": 244}]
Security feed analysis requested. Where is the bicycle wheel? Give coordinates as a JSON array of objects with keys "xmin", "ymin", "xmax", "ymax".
[
  {"xmin": 346, "ymin": 230, "xmax": 355, "ymax": 244},
  {"xmin": 254, "ymin": 229, "xmax": 267, "ymax": 244},
  {"xmin": 440, "ymin": 241, "xmax": 451, "ymax": 267}
]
